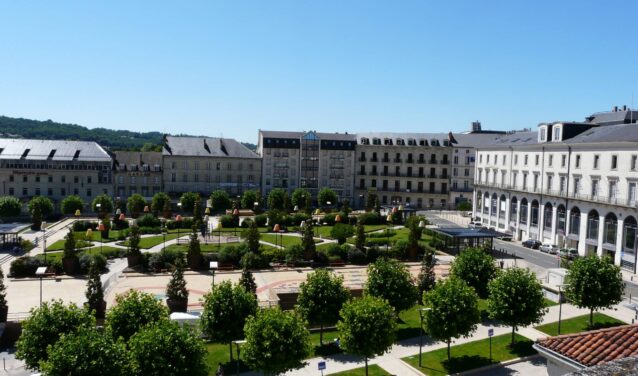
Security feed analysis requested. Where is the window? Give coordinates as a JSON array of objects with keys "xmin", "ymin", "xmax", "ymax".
[
  {"xmin": 561, "ymin": 155, "xmax": 566, "ymax": 167},
  {"xmin": 35, "ymin": 176, "xmax": 40, "ymax": 183},
  {"xmin": 524, "ymin": 155, "xmax": 528, "ymax": 165},
  {"xmin": 47, "ymin": 188, "xmax": 52, "ymax": 196},
  {"xmin": 61, "ymin": 176, "xmax": 66, "ymax": 183},
  {"xmin": 523, "ymin": 173, "xmax": 528, "ymax": 189},
  {"xmin": 548, "ymin": 155, "xmax": 553, "ymax": 167},
  {"xmin": 514, "ymin": 155, "xmax": 518, "ymax": 165},
  {"xmin": 632, "ymin": 155, "xmax": 638, "ymax": 171},
  {"xmin": 23, "ymin": 175, "xmax": 27, "ymax": 183},
  {"xmin": 609, "ymin": 181, "xmax": 618, "ymax": 199},
  {"xmin": 611, "ymin": 155, "xmax": 618, "ymax": 170},
  {"xmin": 9, "ymin": 175, "xmax": 13, "ymax": 182},
  {"xmin": 22, "ymin": 188, "xmax": 27, "ymax": 196},
  {"xmin": 87, "ymin": 188, "xmax": 92, "ymax": 197},
  {"xmin": 575, "ymin": 155, "xmax": 581, "ymax": 168},
  {"xmin": 503, "ymin": 155, "xmax": 506, "ymax": 165},
  {"xmin": 553, "ymin": 127, "xmax": 561, "ymax": 141},
  {"xmin": 535, "ymin": 155, "xmax": 539, "ymax": 166},
  {"xmin": 540, "ymin": 128, "xmax": 546, "ymax": 141},
  {"xmin": 591, "ymin": 179, "xmax": 599, "ymax": 197},
  {"xmin": 533, "ymin": 174, "xmax": 539, "ymax": 191},
  {"xmin": 8, "ymin": 188, "xmax": 13, "ymax": 196},
  {"xmin": 547, "ymin": 175, "xmax": 553, "ymax": 191},
  {"xmin": 593, "ymin": 155, "xmax": 600, "ymax": 169},
  {"xmin": 574, "ymin": 177, "xmax": 581, "ymax": 194},
  {"xmin": 61, "ymin": 188, "xmax": 66, "ymax": 196},
  {"xmin": 560, "ymin": 176, "xmax": 566, "ymax": 193},
  {"xmin": 629, "ymin": 182, "xmax": 637, "ymax": 204},
  {"xmin": 35, "ymin": 187, "xmax": 40, "ymax": 195}
]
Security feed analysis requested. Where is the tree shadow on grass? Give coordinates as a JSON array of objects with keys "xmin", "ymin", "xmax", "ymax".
[
  {"xmin": 587, "ymin": 320, "xmax": 625, "ymax": 331},
  {"xmin": 442, "ymin": 355, "xmax": 494, "ymax": 374},
  {"xmin": 314, "ymin": 343, "xmax": 343, "ymax": 357},
  {"xmin": 508, "ymin": 339, "xmax": 537, "ymax": 358},
  {"xmin": 219, "ymin": 359, "xmax": 250, "ymax": 374}
]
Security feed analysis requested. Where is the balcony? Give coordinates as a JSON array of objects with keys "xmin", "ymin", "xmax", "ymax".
[
  {"xmin": 418, "ymin": 159, "xmax": 426, "ymax": 164},
  {"xmin": 428, "ymin": 174, "xmax": 437, "ymax": 178},
  {"xmin": 381, "ymin": 172, "xmax": 390, "ymax": 176},
  {"xmin": 369, "ymin": 171, "xmax": 378, "ymax": 176},
  {"xmin": 394, "ymin": 158, "xmax": 402, "ymax": 163},
  {"xmin": 429, "ymin": 160, "xmax": 438, "ymax": 164},
  {"xmin": 407, "ymin": 158, "xmax": 414, "ymax": 163},
  {"xmin": 382, "ymin": 158, "xmax": 390, "ymax": 163},
  {"xmin": 358, "ymin": 171, "xmax": 366, "ymax": 176},
  {"xmin": 358, "ymin": 157, "xmax": 367, "ymax": 162},
  {"xmin": 439, "ymin": 174, "xmax": 449, "ymax": 179},
  {"xmin": 441, "ymin": 160, "xmax": 450, "ymax": 165},
  {"xmin": 371, "ymin": 157, "xmax": 379, "ymax": 162}
]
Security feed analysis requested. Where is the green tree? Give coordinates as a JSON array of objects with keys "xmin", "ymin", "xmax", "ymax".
[
  {"xmin": 239, "ymin": 268, "xmax": 257, "ymax": 296},
  {"xmin": 141, "ymin": 142, "xmax": 162, "ymax": 152},
  {"xmin": 365, "ymin": 191, "xmax": 378, "ymax": 212},
  {"xmin": 297, "ymin": 269, "xmax": 351, "ymax": 344},
  {"xmin": 151, "ymin": 192, "xmax": 170, "ymax": 216},
  {"xmin": 16, "ymin": 300, "xmax": 95, "ymax": 370},
  {"xmin": 180, "ymin": 191, "xmax": 198, "ymax": 212},
  {"xmin": 187, "ymin": 226, "xmax": 202, "ymax": 269},
  {"xmin": 162, "ymin": 196, "xmax": 172, "ymax": 219},
  {"xmin": 193, "ymin": 193, "xmax": 202, "ymax": 224},
  {"xmin": 127, "ymin": 193, "xmax": 147, "ymax": 218},
  {"xmin": 423, "ymin": 278, "xmax": 480, "ymax": 360},
  {"xmin": 210, "ymin": 190, "xmax": 231, "ymax": 212},
  {"xmin": 330, "ymin": 223, "xmax": 355, "ymax": 245},
  {"xmin": 60, "ymin": 195, "xmax": 84, "ymax": 215},
  {"xmin": 241, "ymin": 190, "xmax": 260, "ymax": 210},
  {"xmin": 85, "ymin": 261, "xmax": 105, "ymax": 318},
  {"xmin": 63, "ymin": 228, "xmax": 76, "ymax": 259},
  {"xmin": 245, "ymin": 219, "xmax": 261, "ymax": 254},
  {"xmin": 28, "ymin": 196, "xmax": 53, "ymax": 229},
  {"xmin": 450, "ymin": 247, "xmax": 498, "ymax": 299},
  {"xmin": 166, "ymin": 258, "xmax": 189, "ymax": 301},
  {"xmin": 0, "ymin": 196, "xmax": 21, "ymax": 218},
  {"xmin": 301, "ymin": 219, "xmax": 316, "ymax": 259},
  {"xmin": 457, "ymin": 201, "xmax": 472, "ymax": 211},
  {"xmin": 91, "ymin": 194, "xmax": 113, "ymax": 218},
  {"xmin": 338, "ymin": 296, "xmax": 396, "ymax": 376},
  {"xmin": 106, "ymin": 290, "xmax": 168, "ymax": 341},
  {"xmin": 355, "ymin": 220, "xmax": 366, "ymax": 251},
  {"xmin": 406, "ymin": 216, "xmax": 425, "ymax": 259},
  {"xmin": 267, "ymin": 188, "xmax": 287, "ymax": 211},
  {"xmin": 201, "ymin": 281, "xmax": 258, "ymax": 362},
  {"xmin": 128, "ymin": 320, "xmax": 208, "ymax": 376},
  {"xmin": 242, "ymin": 308, "xmax": 311, "ymax": 376},
  {"xmin": 291, "ymin": 188, "xmax": 311, "ymax": 211},
  {"xmin": 417, "ymin": 247, "xmax": 436, "ymax": 296},
  {"xmin": 317, "ymin": 187, "xmax": 338, "ymax": 208},
  {"xmin": 488, "ymin": 268, "xmax": 547, "ymax": 345},
  {"xmin": 128, "ymin": 224, "xmax": 141, "ymax": 257},
  {"xmin": 40, "ymin": 328, "xmax": 130, "ymax": 376},
  {"xmin": 0, "ymin": 269, "xmax": 7, "ymax": 308},
  {"xmin": 374, "ymin": 195, "xmax": 381, "ymax": 215},
  {"xmin": 565, "ymin": 255, "xmax": 624, "ymax": 326},
  {"xmin": 366, "ymin": 258, "xmax": 419, "ymax": 313}
]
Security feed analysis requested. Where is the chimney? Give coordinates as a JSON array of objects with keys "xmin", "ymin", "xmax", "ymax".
[
  {"xmin": 471, "ymin": 121, "xmax": 482, "ymax": 132},
  {"xmin": 623, "ymin": 105, "xmax": 627, "ymax": 111},
  {"xmin": 613, "ymin": 106, "xmax": 618, "ymax": 112}
]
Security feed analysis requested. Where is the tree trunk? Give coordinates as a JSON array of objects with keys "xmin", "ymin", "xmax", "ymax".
[
  {"xmin": 320, "ymin": 322, "xmax": 324, "ymax": 345},
  {"xmin": 447, "ymin": 339, "xmax": 451, "ymax": 361},
  {"xmin": 365, "ymin": 357, "xmax": 368, "ymax": 376},
  {"xmin": 590, "ymin": 309, "xmax": 594, "ymax": 327},
  {"xmin": 511, "ymin": 326, "xmax": 516, "ymax": 345},
  {"xmin": 229, "ymin": 342, "xmax": 234, "ymax": 363}
]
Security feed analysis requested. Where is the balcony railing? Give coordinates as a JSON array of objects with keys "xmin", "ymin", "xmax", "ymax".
[
  {"xmin": 394, "ymin": 158, "xmax": 402, "ymax": 163},
  {"xmin": 382, "ymin": 158, "xmax": 390, "ymax": 163}
]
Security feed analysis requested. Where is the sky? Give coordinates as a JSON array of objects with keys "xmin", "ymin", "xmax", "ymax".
[{"xmin": 0, "ymin": 1, "xmax": 637, "ymax": 143}]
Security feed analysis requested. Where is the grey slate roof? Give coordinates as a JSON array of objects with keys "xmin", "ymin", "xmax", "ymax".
[
  {"xmin": 356, "ymin": 132, "xmax": 449, "ymax": 144},
  {"xmin": 586, "ymin": 110, "xmax": 638, "ymax": 126},
  {"xmin": 163, "ymin": 136, "xmax": 259, "ymax": 159},
  {"xmin": 565, "ymin": 123, "xmax": 638, "ymax": 144},
  {"xmin": 452, "ymin": 133, "xmax": 504, "ymax": 148},
  {"xmin": 113, "ymin": 151, "xmax": 162, "ymax": 168},
  {"xmin": 476, "ymin": 131, "xmax": 538, "ymax": 146},
  {"xmin": 259, "ymin": 130, "xmax": 356, "ymax": 141},
  {"xmin": 0, "ymin": 138, "xmax": 111, "ymax": 161}
]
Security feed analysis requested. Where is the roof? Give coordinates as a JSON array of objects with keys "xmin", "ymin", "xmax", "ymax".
[
  {"xmin": 163, "ymin": 136, "xmax": 259, "ymax": 159},
  {"xmin": 113, "ymin": 151, "xmax": 162, "ymax": 167},
  {"xmin": 565, "ymin": 123, "xmax": 638, "ymax": 144},
  {"xmin": 0, "ymin": 138, "xmax": 111, "ymax": 162},
  {"xmin": 486, "ymin": 131, "xmax": 538, "ymax": 146},
  {"xmin": 586, "ymin": 109, "xmax": 638, "ymax": 126},
  {"xmin": 536, "ymin": 324, "xmax": 638, "ymax": 368},
  {"xmin": 431, "ymin": 227, "xmax": 509, "ymax": 238},
  {"xmin": 567, "ymin": 356, "xmax": 638, "ymax": 376},
  {"xmin": 452, "ymin": 133, "xmax": 505, "ymax": 148},
  {"xmin": 356, "ymin": 132, "xmax": 449, "ymax": 145},
  {"xmin": 259, "ymin": 130, "xmax": 356, "ymax": 141}
]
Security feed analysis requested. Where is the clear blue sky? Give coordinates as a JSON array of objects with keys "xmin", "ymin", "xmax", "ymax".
[{"xmin": 1, "ymin": 1, "xmax": 636, "ymax": 143}]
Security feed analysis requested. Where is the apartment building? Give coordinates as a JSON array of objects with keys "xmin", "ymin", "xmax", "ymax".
[
  {"xmin": 163, "ymin": 136, "xmax": 261, "ymax": 198},
  {"xmin": 474, "ymin": 107, "xmax": 638, "ymax": 272},
  {"xmin": 257, "ymin": 131, "xmax": 356, "ymax": 204},
  {"xmin": 113, "ymin": 151, "xmax": 163, "ymax": 200},
  {"xmin": 0, "ymin": 138, "xmax": 113, "ymax": 208}
]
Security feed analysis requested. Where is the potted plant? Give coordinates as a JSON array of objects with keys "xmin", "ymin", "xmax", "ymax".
[
  {"xmin": 0, "ymin": 268, "xmax": 8, "ymax": 322},
  {"xmin": 187, "ymin": 226, "xmax": 202, "ymax": 270},
  {"xmin": 166, "ymin": 258, "xmax": 188, "ymax": 313},
  {"xmin": 127, "ymin": 224, "xmax": 142, "ymax": 268},
  {"xmin": 62, "ymin": 229, "xmax": 79, "ymax": 274},
  {"xmin": 85, "ymin": 261, "xmax": 107, "ymax": 319}
]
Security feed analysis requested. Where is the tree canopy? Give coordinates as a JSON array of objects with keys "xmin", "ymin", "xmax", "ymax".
[
  {"xmin": 91, "ymin": 194, "xmax": 114, "ymax": 217},
  {"xmin": 105, "ymin": 290, "xmax": 168, "ymax": 342},
  {"xmin": 240, "ymin": 190, "xmax": 260, "ymax": 210},
  {"xmin": 151, "ymin": 192, "xmax": 170, "ymax": 216},
  {"xmin": 365, "ymin": 258, "xmax": 419, "ymax": 313},
  {"xmin": 450, "ymin": 247, "xmax": 498, "ymax": 298},
  {"xmin": 291, "ymin": 188, "xmax": 311, "ymax": 211},
  {"xmin": 60, "ymin": 195, "xmax": 84, "ymax": 215},
  {"xmin": 267, "ymin": 188, "xmax": 288, "ymax": 211},
  {"xmin": 317, "ymin": 187, "xmax": 338, "ymax": 207},
  {"xmin": 28, "ymin": 196, "xmax": 53, "ymax": 229},
  {"xmin": 127, "ymin": 194, "xmax": 147, "ymax": 218},
  {"xmin": 0, "ymin": 196, "xmax": 21, "ymax": 218},
  {"xmin": 210, "ymin": 190, "xmax": 231, "ymax": 212},
  {"xmin": 180, "ymin": 192, "xmax": 198, "ymax": 213}
]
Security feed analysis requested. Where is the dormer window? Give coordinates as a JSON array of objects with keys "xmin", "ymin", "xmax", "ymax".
[
  {"xmin": 407, "ymin": 138, "xmax": 416, "ymax": 146},
  {"xmin": 539, "ymin": 127, "xmax": 547, "ymax": 142},
  {"xmin": 373, "ymin": 138, "xmax": 381, "ymax": 145},
  {"xmin": 419, "ymin": 139, "xmax": 428, "ymax": 146},
  {"xmin": 553, "ymin": 126, "xmax": 561, "ymax": 142},
  {"xmin": 396, "ymin": 138, "xmax": 405, "ymax": 146},
  {"xmin": 384, "ymin": 138, "xmax": 393, "ymax": 145},
  {"xmin": 361, "ymin": 137, "xmax": 370, "ymax": 145}
]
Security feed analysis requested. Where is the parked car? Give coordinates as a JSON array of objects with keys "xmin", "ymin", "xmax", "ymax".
[
  {"xmin": 559, "ymin": 248, "xmax": 579, "ymax": 260},
  {"xmin": 539, "ymin": 243, "xmax": 559, "ymax": 254},
  {"xmin": 468, "ymin": 221, "xmax": 483, "ymax": 228},
  {"xmin": 497, "ymin": 234, "xmax": 513, "ymax": 241},
  {"xmin": 522, "ymin": 239, "xmax": 541, "ymax": 249}
]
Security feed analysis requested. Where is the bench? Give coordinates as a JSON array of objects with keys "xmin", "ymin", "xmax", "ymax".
[
  {"xmin": 217, "ymin": 263, "xmax": 234, "ymax": 271},
  {"xmin": 329, "ymin": 260, "xmax": 346, "ymax": 267}
]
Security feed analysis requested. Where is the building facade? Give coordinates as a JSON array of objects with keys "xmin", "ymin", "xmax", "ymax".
[
  {"xmin": 257, "ymin": 131, "xmax": 357, "ymax": 204},
  {"xmin": 473, "ymin": 107, "xmax": 638, "ymax": 272},
  {"xmin": 113, "ymin": 151, "xmax": 163, "ymax": 200},
  {"xmin": 162, "ymin": 136, "xmax": 261, "ymax": 198},
  {"xmin": 0, "ymin": 138, "xmax": 113, "ymax": 209}
]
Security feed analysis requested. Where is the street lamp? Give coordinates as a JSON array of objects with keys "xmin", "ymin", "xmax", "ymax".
[
  {"xmin": 232, "ymin": 340, "xmax": 247, "ymax": 376},
  {"xmin": 36, "ymin": 266, "xmax": 47, "ymax": 307},
  {"xmin": 176, "ymin": 215, "xmax": 183, "ymax": 245},
  {"xmin": 98, "ymin": 221, "xmax": 105, "ymax": 253},
  {"xmin": 210, "ymin": 261, "xmax": 219, "ymax": 289},
  {"xmin": 233, "ymin": 208, "xmax": 240, "ymax": 236},
  {"xmin": 417, "ymin": 307, "xmax": 432, "ymax": 367},
  {"xmin": 96, "ymin": 203, "xmax": 102, "ymax": 219},
  {"xmin": 557, "ymin": 283, "xmax": 570, "ymax": 335},
  {"xmin": 273, "ymin": 224, "xmax": 281, "ymax": 248},
  {"xmin": 74, "ymin": 209, "xmax": 81, "ymax": 221},
  {"xmin": 41, "ymin": 221, "xmax": 47, "ymax": 262}
]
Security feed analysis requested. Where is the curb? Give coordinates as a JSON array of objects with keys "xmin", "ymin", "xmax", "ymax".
[
  {"xmin": 453, "ymin": 354, "xmax": 541, "ymax": 375},
  {"xmin": 399, "ymin": 358, "xmax": 427, "ymax": 375}
]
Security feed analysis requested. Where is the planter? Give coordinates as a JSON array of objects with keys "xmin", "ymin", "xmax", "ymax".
[
  {"xmin": 62, "ymin": 256, "xmax": 79, "ymax": 275},
  {"xmin": 0, "ymin": 305, "xmax": 8, "ymax": 323},
  {"xmin": 166, "ymin": 298, "xmax": 188, "ymax": 313},
  {"xmin": 127, "ymin": 253, "xmax": 142, "ymax": 268}
]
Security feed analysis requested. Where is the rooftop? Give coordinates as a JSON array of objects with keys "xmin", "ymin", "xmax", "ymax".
[
  {"xmin": 0, "ymin": 138, "xmax": 111, "ymax": 162},
  {"xmin": 163, "ymin": 136, "xmax": 260, "ymax": 159},
  {"xmin": 431, "ymin": 227, "xmax": 509, "ymax": 238}
]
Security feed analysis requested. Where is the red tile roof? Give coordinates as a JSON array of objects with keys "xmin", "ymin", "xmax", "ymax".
[{"xmin": 537, "ymin": 324, "xmax": 638, "ymax": 367}]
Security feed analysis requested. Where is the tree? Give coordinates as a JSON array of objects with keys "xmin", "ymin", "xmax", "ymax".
[
  {"xmin": 239, "ymin": 268, "xmax": 257, "ymax": 296},
  {"xmin": 417, "ymin": 247, "xmax": 436, "ymax": 296},
  {"xmin": 40, "ymin": 328, "xmax": 130, "ymax": 376},
  {"xmin": 106, "ymin": 290, "xmax": 168, "ymax": 341},
  {"xmin": 128, "ymin": 224, "xmax": 141, "ymax": 256},
  {"xmin": 318, "ymin": 187, "xmax": 338, "ymax": 208},
  {"xmin": 91, "ymin": 194, "xmax": 113, "ymax": 218},
  {"xmin": 201, "ymin": 281, "xmax": 257, "ymax": 362},
  {"xmin": 127, "ymin": 193, "xmax": 147, "ymax": 218},
  {"xmin": 211, "ymin": 190, "xmax": 231, "ymax": 212},
  {"xmin": 28, "ymin": 196, "xmax": 53, "ymax": 230},
  {"xmin": 423, "ymin": 278, "xmax": 480, "ymax": 360},
  {"xmin": 296, "ymin": 269, "xmax": 350, "ymax": 344},
  {"xmin": 457, "ymin": 201, "xmax": 472, "ymax": 211},
  {"xmin": 60, "ymin": 195, "xmax": 84, "ymax": 215},
  {"xmin": 187, "ymin": 226, "xmax": 202, "ymax": 269},
  {"xmin": 341, "ymin": 199, "xmax": 351, "ymax": 217},
  {"xmin": 0, "ymin": 196, "xmax": 21, "ymax": 218},
  {"xmin": 406, "ymin": 216, "xmax": 425, "ymax": 259},
  {"xmin": 338, "ymin": 296, "xmax": 396, "ymax": 376},
  {"xmin": 86, "ymin": 261, "xmax": 105, "ymax": 318},
  {"xmin": 245, "ymin": 219, "xmax": 261, "ymax": 254},
  {"xmin": 242, "ymin": 308, "xmax": 311, "ymax": 375},
  {"xmin": 166, "ymin": 258, "xmax": 189, "ymax": 310},
  {"xmin": 180, "ymin": 191, "xmax": 198, "ymax": 213},
  {"xmin": 151, "ymin": 192, "xmax": 170, "ymax": 216},
  {"xmin": 374, "ymin": 195, "xmax": 381, "ymax": 215},
  {"xmin": 488, "ymin": 268, "xmax": 547, "ymax": 345},
  {"xmin": 450, "ymin": 247, "xmax": 498, "ymax": 299},
  {"xmin": 366, "ymin": 258, "xmax": 419, "ymax": 313},
  {"xmin": 365, "ymin": 191, "xmax": 378, "ymax": 212},
  {"xmin": 267, "ymin": 188, "xmax": 287, "ymax": 211},
  {"xmin": 330, "ymin": 223, "xmax": 355, "ymax": 245},
  {"xmin": 0, "ymin": 268, "xmax": 7, "ymax": 308},
  {"xmin": 15, "ymin": 301, "xmax": 95, "ymax": 370},
  {"xmin": 162, "ymin": 197, "xmax": 172, "ymax": 219},
  {"xmin": 241, "ymin": 190, "xmax": 260, "ymax": 210},
  {"xmin": 193, "ymin": 193, "xmax": 202, "ymax": 223},
  {"xmin": 63, "ymin": 228, "xmax": 76, "ymax": 259},
  {"xmin": 291, "ymin": 188, "xmax": 311, "ymax": 211},
  {"xmin": 565, "ymin": 255, "xmax": 624, "ymax": 326},
  {"xmin": 301, "ymin": 219, "xmax": 316, "ymax": 259},
  {"xmin": 129, "ymin": 320, "xmax": 208, "ymax": 376},
  {"xmin": 355, "ymin": 220, "xmax": 366, "ymax": 251}
]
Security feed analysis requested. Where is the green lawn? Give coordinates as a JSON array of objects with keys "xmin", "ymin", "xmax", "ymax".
[
  {"xmin": 332, "ymin": 365, "xmax": 390, "ymax": 376},
  {"xmin": 37, "ymin": 246, "xmax": 123, "ymax": 262},
  {"xmin": 74, "ymin": 230, "xmax": 126, "ymax": 243},
  {"xmin": 118, "ymin": 233, "xmax": 183, "ymax": 249},
  {"xmin": 403, "ymin": 334, "xmax": 536, "ymax": 375},
  {"xmin": 163, "ymin": 240, "xmax": 244, "ymax": 254},
  {"xmin": 46, "ymin": 239, "xmax": 93, "ymax": 251},
  {"xmin": 205, "ymin": 343, "xmax": 249, "ymax": 376},
  {"xmin": 535, "ymin": 313, "xmax": 625, "ymax": 336},
  {"xmin": 261, "ymin": 233, "xmax": 302, "ymax": 248},
  {"xmin": 396, "ymin": 305, "xmax": 425, "ymax": 340}
]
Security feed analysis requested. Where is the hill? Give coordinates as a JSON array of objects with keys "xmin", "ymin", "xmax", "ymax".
[{"xmin": 0, "ymin": 116, "xmax": 257, "ymax": 152}]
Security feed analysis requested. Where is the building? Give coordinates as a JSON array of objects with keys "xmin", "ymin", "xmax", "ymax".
[
  {"xmin": 162, "ymin": 136, "xmax": 261, "ymax": 198},
  {"xmin": 257, "ymin": 131, "xmax": 357, "ymax": 204},
  {"xmin": 113, "ymin": 151, "xmax": 163, "ymax": 200},
  {"xmin": 473, "ymin": 107, "xmax": 638, "ymax": 272},
  {"xmin": 0, "ymin": 138, "xmax": 113, "ymax": 208}
]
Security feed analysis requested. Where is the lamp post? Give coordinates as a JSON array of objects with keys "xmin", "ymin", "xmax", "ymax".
[
  {"xmin": 74, "ymin": 209, "xmax": 81, "ymax": 221},
  {"xmin": 273, "ymin": 224, "xmax": 281, "ymax": 248},
  {"xmin": 36, "ymin": 266, "xmax": 47, "ymax": 307},
  {"xmin": 96, "ymin": 203, "xmax": 102, "ymax": 220},
  {"xmin": 232, "ymin": 339, "xmax": 247, "ymax": 376},
  {"xmin": 210, "ymin": 261, "xmax": 219, "ymax": 289},
  {"xmin": 143, "ymin": 205, "xmax": 150, "ymax": 214},
  {"xmin": 176, "ymin": 215, "xmax": 183, "ymax": 245},
  {"xmin": 557, "ymin": 283, "xmax": 569, "ymax": 335},
  {"xmin": 98, "ymin": 222, "xmax": 105, "ymax": 253},
  {"xmin": 42, "ymin": 221, "xmax": 47, "ymax": 262},
  {"xmin": 253, "ymin": 201, "xmax": 259, "ymax": 214},
  {"xmin": 217, "ymin": 222, "xmax": 222, "ymax": 249},
  {"xmin": 233, "ymin": 208, "xmax": 240, "ymax": 236},
  {"xmin": 386, "ymin": 214, "xmax": 393, "ymax": 252},
  {"xmin": 417, "ymin": 307, "xmax": 432, "ymax": 367},
  {"xmin": 326, "ymin": 201, "xmax": 331, "ymax": 213}
]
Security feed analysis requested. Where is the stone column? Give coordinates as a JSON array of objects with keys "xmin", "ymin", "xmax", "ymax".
[
  {"xmin": 597, "ymin": 215, "xmax": 605, "ymax": 257},
  {"xmin": 551, "ymin": 206, "xmax": 558, "ymax": 246},
  {"xmin": 505, "ymin": 197, "xmax": 511, "ymax": 228},
  {"xmin": 472, "ymin": 189, "xmax": 478, "ymax": 218},
  {"xmin": 578, "ymin": 211, "xmax": 588, "ymax": 256},
  {"xmin": 526, "ymin": 202, "xmax": 532, "ymax": 240},
  {"xmin": 515, "ymin": 200, "xmax": 522, "ymax": 241},
  {"xmin": 565, "ymin": 208, "xmax": 572, "ymax": 237},
  {"xmin": 615, "ymin": 218, "xmax": 624, "ymax": 266}
]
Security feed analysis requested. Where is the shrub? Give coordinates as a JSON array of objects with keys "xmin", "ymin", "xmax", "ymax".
[
  {"xmin": 314, "ymin": 251, "xmax": 329, "ymax": 267},
  {"xmin": 79, "ymin": 254, "xmax": 107, "ymax": 274},
  {"xmin": 73, "ymin": 221, "xmax": 99, "ymax": 232},
  {"xmin": 254, "ymin": 214, "xmax": 267, "ymax": 227},
  {"xmin": 288, "ymin": 213, "xmax": 310, "ymax": 226},
  {"xmin": 262, "ymin": 247, "xmax": 286, "ymax": 263},
  {"xmin": 330, "ymin": 223, "xmax": 354, "ymax": 244},
  {"xmin": 357, "ymin": 212, "xmax": 381, "ymax": 225},
  {"xmin": 111, "ymin": 218, "xmax": 129, "ymax": 231},
  {"xmin": 147, "ymin": 254, "xmax": 164, "ymax": 272},
  {"xmin": 137, "ymin": 214, "xmax": 161, "ymax": 228},
  {"xmin": 348, "ymin": 249, "xmax": 367, "ymax": 265},
  {"xmin": 219, "ymin": 245, "xmax": 242, "ymax": 265},
  {"xmin": 20, "ymin": 239, "xmax": 35, "ymax": 252},
  {"xmin": 325, "ymin": 244, "xmax": 348, "ymax": 261},
  {"xmin": 10, "ymin": 256, "xmax": 47, "ymax": 277},
  {"xmin": 285, "ymin": 244, "xmax": 304, "ymax": 264},
  {"xmin": 321, "ymin": 213, "xmax": 336, "ymax": 226},
  {"xmin": 366, "ymin": 246, "xmax": 381, "ymax": 263},
  {"xmin": 241, "ymin": 251, "xmax": 270, "ymax": 269},
  {"xmin": 366, "ymin": 238, "xmax": 390, "ymax": 246},
  {"xmin": 267, "ymin": 210, "xmax": 284, "ymax": 229},
  {"xmin": 220, "ymin": 214, "xmax": 235, "ymax": 228},
  {"xmin": 202, "ymin": 253, "xmax": 219, "ymax": 265},
  {"xmin": 165, "ymin": 218, "xmax": 194, "ymax": 230},
  {"xmin": 367, "ymin": 229, "xmax": 395, "ymax": 238},
  {"xmin": 389, "ymin": 239, "xmax": 409, "ymax": 260}
]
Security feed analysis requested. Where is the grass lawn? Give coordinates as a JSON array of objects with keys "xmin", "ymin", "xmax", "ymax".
[
  {"xmin": 205, "ymin": 343, "xmax": 249, "ymax": 375},
  {"xmin": 74, "ymin": 230, "xmax": 126, "ymax": 243},
  {"xmin": 118, "ymin": 233, "xmax": 183, "ymax": 249},
  {"xmin": 535, "ymin": 313, "xmax": 625, "ymax": 336},
  {"xmin": 46, "ymin": 239, "xmax": 93, "ymax": 251},
  {"xmin": 163, "ymin": 241, "xmax": 243, "ymax": 254},
  {"xmin": 261, "ymin": 233, "xmax": 302, "ymax": 248},
  {"xmin": 403, "ymin": 333, "xmax": 536, "ymax": 375},
  {"xmin": 332, "ymin": 365, "xmax": 390, "ymax": 376},
  {"xmin": 396, "ymin": 305, "xmax": 425, "ymax": 340},
  {"xmin": 37, "ymin": 246, "xmax": 123, "ymax": 262},
  {"xmin": 544, "ymin": 298, "xmax": 558, "ymax": 307}
]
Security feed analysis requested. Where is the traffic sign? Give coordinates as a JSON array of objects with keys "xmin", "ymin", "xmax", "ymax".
[
  {"xmin": 318, "ymin": 361, "xmax": 326, "ymax": 370},
  {"xmin": 488, "ymin": 328, "xmax": 494, "ymax": 337}
]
